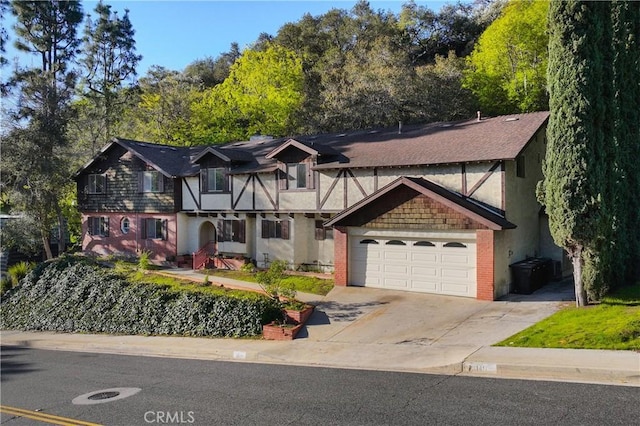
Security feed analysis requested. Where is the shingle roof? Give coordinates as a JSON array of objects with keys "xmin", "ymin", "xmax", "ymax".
[
  {"xmin": 77, "ymin": 112, "xmax": 549, "ymax": 178},
  {"xmin": 115, "ymin": 138, "xmax": 202, "ymax": 177}
]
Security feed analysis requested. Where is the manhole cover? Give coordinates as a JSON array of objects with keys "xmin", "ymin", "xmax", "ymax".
[
  {"xmin": 88, "ymin": 391, "xmax": 120, "ymax": 401},
  {"xmin": 72, "ymin": 388, "xmax": 141, "ymax": 405}
]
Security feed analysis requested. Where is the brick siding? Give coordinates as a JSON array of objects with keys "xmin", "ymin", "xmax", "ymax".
[
  {"xmin": 476, "ymin": 229, "xmax": 495, "ymax": 300},
  {"xmin": 333, "ymin": 226, "xmax": 348, "ymax": 286}
]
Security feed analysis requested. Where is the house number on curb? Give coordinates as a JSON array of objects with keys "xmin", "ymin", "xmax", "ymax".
[
  {"xmin": 466, "ymin": 362, "xmax": 498, "ymax": 373},
  {"xmin": 72, "ymin": 387, "xmax": 142, "ymax": 405}
]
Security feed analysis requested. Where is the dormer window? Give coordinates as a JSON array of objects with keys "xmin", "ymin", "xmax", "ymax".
[
  {"xmin": 280, "ymin": 162, "xmax": 314, "ymax": 190},
  {"xmin": 88, "ymin": 174, "xmax": 106, "ymax": 194},
  {"xmin": 202, "ymin": 167, "xmax": 228, "ymax": 192},
  {"xmin": 288, "ymin": 163, "xmax": 307, "ymax": 189}
]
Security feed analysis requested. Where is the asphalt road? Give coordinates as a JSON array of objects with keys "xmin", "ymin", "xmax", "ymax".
[{"xmin": 1, "ymin": 345, "xmax": 638, "ymax": 426}]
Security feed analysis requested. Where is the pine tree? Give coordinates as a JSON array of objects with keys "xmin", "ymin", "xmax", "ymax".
[
  {"xmin": 4, "ymin": 0, "xmax": 83, "ymax": 258},
  {"xmin": 80, "ymin": 0, "xmax": 141, "ymax": 154}
]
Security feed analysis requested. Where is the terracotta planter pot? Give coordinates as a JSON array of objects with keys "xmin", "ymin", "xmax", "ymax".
[
  {"xmin": 262, "ymin": 322, "xmax": 303, "ymax": 341},
  {"xmin": 284, "ymin": 305, "xmax": 314, "ymax": 325}
]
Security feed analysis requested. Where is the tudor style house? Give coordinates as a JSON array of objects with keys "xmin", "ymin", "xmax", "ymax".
[{"xmin": 76, "ymin": 111, "xmax": 565, "ymax": 300}]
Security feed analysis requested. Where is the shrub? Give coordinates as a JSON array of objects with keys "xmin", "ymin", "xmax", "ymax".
[
  {"xmin": 0, "ymin": 258, "xmax": 281, "ymax": 337},
  {"xmin": 256, "ymin": 260, "xmax": 295, "ymax": 301},
  {"xmin": 7, "ymin": 261, "xmax": 35, "ymax": 287},
  {"xmin": 138, "ymin": 250, "xmax": 152, "ymax": 270}
]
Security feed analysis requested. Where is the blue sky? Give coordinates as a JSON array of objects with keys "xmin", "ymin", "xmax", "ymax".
[{"xmin": 5, "ymin": 1, "xmax": 451, "ymax": 76}]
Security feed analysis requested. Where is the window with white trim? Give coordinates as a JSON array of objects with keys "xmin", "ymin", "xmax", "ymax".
[
  {"xmin": 88, "ymin": 217, "xmax": 109, "ymax": 237},
  {"xmin": 202, "ymin": 167, "xmax": 228, "ymax": 192},
  {"xmin": 88, "ymin": 174, "xmax": 106, "ymax": 194},
  {"xmin": 139, "ymin": 171, "xmax": 164, "ymax": 193},
  {"xmin": 120, "ymin": 217, "xmax": 130, "ymax": 234}
]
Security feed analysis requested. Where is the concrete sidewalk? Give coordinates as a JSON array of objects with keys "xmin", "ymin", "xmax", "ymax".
[{"xmin": 2, "ymin": 270, "xmax": 638, "ymax": 387}]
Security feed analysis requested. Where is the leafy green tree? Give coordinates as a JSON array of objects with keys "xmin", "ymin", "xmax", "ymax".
[
  {"xmin": 539, "ymin": 0, "xmax": 640, "ymax": 305},
  {"xmin": 464, "ymin": 0, "xmax": 548, "ymax": 115},
  {"xmin": 398, "ymin": 0, "xmax": 489, "ymax": 66},
  {"xmin": 191, "ymin": 44, "xmax": 304, "ymax": 143},
  {"xmin": 79, "ymin": 0, "xmax": 141, "ymax": 154},
  {"xmin": 414, "ymin": 51, "xmax": 477, "ymax": 122},
  {"xmin": 4, "ymin": 0, "xmax": 83, "ymax": 258},
  {"xmin": 123, "ymin": 66, "xmax": 199, "ymax": 146},
  {"xmin": 184, "ymin": 43, "xmax": 241, "ymax": 88}
]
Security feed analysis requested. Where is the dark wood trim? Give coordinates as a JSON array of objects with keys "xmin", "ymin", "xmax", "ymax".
[
  {"xmin": 275, "ymin": 170, "xmax": 280, "ymax": 210},
  {"xmin": 343, "ymin": 169, "xmax": 348, "ymax": 209},
  {"xmin": 252, "ymin": 174, "xmax": 256, "ymax": 210},
  {"xmin": 320, "ymin": 170, "xmax": 343, "ymax": 209},
  {"xmin": 373, "ymin": 168, "xmax": 378, "ymax": 191},
  {"xmin": 256, "ymin": 174, "xmax": 277, "ymax": 210},
  {"xmin": 316, "ymin": 169, "xmax": 321, "ymax": 211},
  {"xmin": 461, "ymin": 163, "xmax": 467, "ymax": 196},
  {"xmin": 347, "ymin": 169, "xmax": 367, "ymax": 198},
  {"xmin": 500, "ymin": 161, "xmax": 506, "ymax": 212},
  {"xmin": 304, "ymin": 213, "xmax": 315, "ymax": 218},
  {"xmin": 183, "ymin": 178, "xmax": 201, "ymax": 210},
  {"xmin": 467, "ymin": 161, "xmax": 501, "ymax": 198},
  {"xmin": 232, "ymin": 175, "xmax": 252, "ymax": 210}
]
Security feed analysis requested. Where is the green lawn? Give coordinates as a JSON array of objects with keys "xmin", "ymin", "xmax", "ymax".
[
  {"xmin": 199, "ymin": 268, "xmax": 334, "ymax": 296},
  {"xmin": 496, "ymin": 284, "xmax": 640, "ymax": 350}
]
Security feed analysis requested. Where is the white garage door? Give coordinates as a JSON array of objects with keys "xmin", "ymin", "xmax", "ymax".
[{"xmin": 350, "ymin": 236, "xmax": 477, "ymax": 297}]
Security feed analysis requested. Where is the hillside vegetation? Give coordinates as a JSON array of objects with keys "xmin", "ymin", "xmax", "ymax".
[{"xmin": 0, "ymin": 257, "xmax": 281, "ymax": 337}]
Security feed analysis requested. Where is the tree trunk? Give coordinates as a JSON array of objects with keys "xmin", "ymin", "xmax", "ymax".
[
  {"xmin": 55, "ymin": 203, "xmax": 66, "ymax": 255},
  {"xmin": 571, "ymin": 246, "xmax": 588, "ymax": 307},
  {"xmin": 41, "ymin": 232, "xmax": 53, "ymax": 260}
]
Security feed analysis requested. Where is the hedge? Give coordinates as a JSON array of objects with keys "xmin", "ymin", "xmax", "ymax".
[{"xmin": 0, "ymin": 257, "xmax": 281, "ymax": 337}]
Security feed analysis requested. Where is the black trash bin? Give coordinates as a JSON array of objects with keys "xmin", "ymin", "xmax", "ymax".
[{"xmin": 510, "ymin": 257, "xmax": 552, "ymax": 294}]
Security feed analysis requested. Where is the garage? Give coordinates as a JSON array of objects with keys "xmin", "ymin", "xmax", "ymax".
[{"xmin": 350, "ymin": 234, "xmax": 477, "ymax": 297}]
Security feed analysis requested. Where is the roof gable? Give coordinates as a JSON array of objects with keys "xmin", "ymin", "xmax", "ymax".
[{"xmin": 326, "ymin": 177, "xmax": 516, "ymax": 231}]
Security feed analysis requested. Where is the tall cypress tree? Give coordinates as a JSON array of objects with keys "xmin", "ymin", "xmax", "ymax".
[
  {"xmin": 542, "ymin": 0, "xmax": 611, "ymax": 306},
  {"xmin": 542, "ymin": 0, "xmax": 640, "ymax": 305}
]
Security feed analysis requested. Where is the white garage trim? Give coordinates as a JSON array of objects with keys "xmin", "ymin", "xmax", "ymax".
[{"xmin": 349, "ymin": 230, "xmax": 477, "ymax": 297}]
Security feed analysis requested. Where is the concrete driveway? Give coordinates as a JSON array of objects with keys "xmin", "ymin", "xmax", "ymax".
[{"xmin": 298, "ymin": 279, "xmax": 574, "ymax": 352}]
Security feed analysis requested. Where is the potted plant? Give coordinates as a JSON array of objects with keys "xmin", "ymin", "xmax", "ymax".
[{"xmin": 256, "ymin": 260, "xmax": 314, "ymax": 340}]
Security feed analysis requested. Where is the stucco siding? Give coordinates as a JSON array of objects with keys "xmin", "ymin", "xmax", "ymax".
[
  {"xmin": 182, "ymin": 178, "xmax": 200, "ymax": 211},
  {"xmin": 201, "ymin": 193, "xmax": 232, "ymax": 210},
  {"xmin": 493, "ymin": 230, "xmax": 511, "ymax": 297},
  {"xmin": 280, "ymin": 190, "xmax": 316, "ymax": 211},
  {"xmin": 504, "ymin": 131, "xmax": 546, "ymax": 266}
]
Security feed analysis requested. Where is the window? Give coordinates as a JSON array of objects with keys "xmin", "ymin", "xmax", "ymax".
[
  {"xmin": 218, "ymin": 219, "xmax": 246, "ymax": 243},
  {"xmin": 202, "ymin": 167, "xmax": 228, "ymax": 192},
  {"xmin": 281, "ymin": 163, "xmax": 313, "ymax": 190},
  {"xmin": 139, "ymin": 171, "xmax": 164, "ymax": 193},
  {"xmin": 386, "ymin": 240, "xmax": 406, "ymax": 246},
  {"xmin": 120, "ymin": 217, "xmax": 130, "ymax": 234},
  {"xmin": 261, "ymin": 219, "xmax": 290, "ymax": 240},
  {"xmin": 88, "ymin": 174, "xmax": 106, "ymax": 194},
  {"xmin": 141, "ymin": 218, "xmax": 167, "ymax": 240},
  {"xmin": 88, "ymin": 217, "xmax": 109, "ymax": 237},
  {"xmin": 414, "ymin": 241, "xmax": 435, "ymax": 247},
  {"xmin": 444, "ymin": 242, "xmax": 467, "ymax": 248},
  {"xmin": 360, "ymin": 239, "xmax": 379, "ymax": 245}
]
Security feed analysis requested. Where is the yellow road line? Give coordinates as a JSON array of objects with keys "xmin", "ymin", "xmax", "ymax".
[{"xmin": 0, "ymin": 405, "xmax": 102, "ymax": 426}]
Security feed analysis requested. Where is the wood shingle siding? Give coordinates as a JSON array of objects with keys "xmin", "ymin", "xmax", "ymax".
[{"xmin": 77, "ymin": 147, "xmax": 177, "ymax": 213}]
